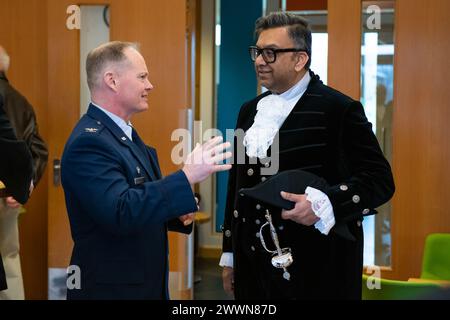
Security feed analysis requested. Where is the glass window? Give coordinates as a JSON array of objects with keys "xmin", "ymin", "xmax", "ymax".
[
  {"xmin": 287, "ymin": 9, "xmax": 328, "ymax": 84},
  {"xmin": 361, "ymin": 0, "xmax": 395, "ymax": 267}
]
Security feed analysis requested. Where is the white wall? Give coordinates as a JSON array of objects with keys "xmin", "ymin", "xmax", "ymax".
[
  {"xmin": 80, "ymin": 5, "xmax": 110, "ymax": 117},
  {"xmin": 198, "ymin": 0, "xmax": 223, "ymax": 252}
]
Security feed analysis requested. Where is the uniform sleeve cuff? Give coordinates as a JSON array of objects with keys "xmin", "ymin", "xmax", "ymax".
[
  {"xmin": 306, "ymin": 186, "xmax": 336, "ymax": 235},
  {"xmin": 219, "ymin": 252, "xmax": 234, "ymax": 268}
]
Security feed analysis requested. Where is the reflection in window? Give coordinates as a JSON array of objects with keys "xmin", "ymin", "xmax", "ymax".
[
  {"xmin": 288, "ymin": 10, "xmax": 328, "ymax": 84},
  {"xmin": 361, "ymin": 1, "xmax": 395, "ymax": 267},
  {"xmin": 79, "ymin": 5, "xmax": 110, "ymax": 118}
]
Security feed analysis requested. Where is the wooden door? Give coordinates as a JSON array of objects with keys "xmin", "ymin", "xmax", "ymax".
[
  {"xmin": 328, "ymin": 0, "xmax": 450, "ymax": 280},
  {"xmin": 0, "ymin": 0, "xmax": 49, "ymax": 299},
  {"xmin": 391, "ymin": 0, "xmax": 450, "ymax": 280}
]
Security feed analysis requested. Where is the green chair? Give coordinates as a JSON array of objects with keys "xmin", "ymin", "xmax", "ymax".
[
  {"xmin": 421, "ymin": 233, "xmax": 450, "ymax": 281},
  {"xmin": 362, "ymin": 275, "xmax": 443, "ymax": 300}
]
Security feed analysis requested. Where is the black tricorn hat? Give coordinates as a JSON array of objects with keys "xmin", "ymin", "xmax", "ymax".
[{"xmin": 239, "ymin": 169, "xmax": 355, "ymax": 241}]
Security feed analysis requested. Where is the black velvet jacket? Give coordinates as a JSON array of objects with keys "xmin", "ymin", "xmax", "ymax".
[{"xmin": 222, "ymin": 71, "xmax": 395, "ymax": 300}]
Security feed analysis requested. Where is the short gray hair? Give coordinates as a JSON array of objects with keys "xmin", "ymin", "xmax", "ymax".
[
  {"xmin": 255, "ymin": 12, "xmax": 312, "ymax": 69},
  {"xmin": 0, "ymin": 47, "xmax": 10, "ymax": 72},
  {"xmin": 86, "ymin": 41, "xmax": 139, "ymax": 91}
]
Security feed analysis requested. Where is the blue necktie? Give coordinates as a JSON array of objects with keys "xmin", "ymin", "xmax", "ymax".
[
  {"xmin": 131, "ymin": 128, "xmax": 160, "ymax": 179},
  {"xmin": 131, "ymin": 128, "xmax": 147, "ymax": 156}
]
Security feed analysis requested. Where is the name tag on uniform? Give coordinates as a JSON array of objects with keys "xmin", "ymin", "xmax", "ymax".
[{"xmin": 134, "ymin": 177, "xmax": 145, "ymax": 185}]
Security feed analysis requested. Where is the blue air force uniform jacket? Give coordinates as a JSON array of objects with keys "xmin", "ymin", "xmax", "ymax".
[
  {"xmin": 61, "ymin": 105, "xmax": 197, "ymax": 300},
  {"xmin": 222, "ymin": 71, "xmax": 395, "ymax": 300}
]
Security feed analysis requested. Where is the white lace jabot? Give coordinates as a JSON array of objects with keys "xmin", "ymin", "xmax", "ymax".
[
  {"xmin": 243, "ymin": 94, "xmax": 291, "ymax": 158},
  {"xmin": 243, "ymin": 72, "xmax": 311, "ymax": 159}
]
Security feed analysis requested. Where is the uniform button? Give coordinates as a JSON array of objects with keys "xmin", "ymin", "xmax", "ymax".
[
  {"xmin": 242, "ymin": 217, "xmax": 246, "ymax": 223},
  {"xmin": 250, "ymin": 246, "xmax": 255, "ymax": 251},
  {"xmin": 256, "ymin": 204, "xmax": 261, "ymax": 210},
  {"xmin": 264, "ymin": 162, "xmax": 270, "ymax": 168},
  {"xmin": 261, "ymin": 177, "xmax": 267, "ymax": 182},
  {"xmin": 255, "ymin": 219, "xmax": 261, "ymax": 225},
  {"xmin": 97, "ymin": 121, "xmax": 101, "ymax": 125},
  {"xmin": 256, "ymin": 232, "xmax": 260, "ymax": 238},
  {"xmin": 363, "ymin": 208, "xmax": 370, "ymax": 215},
  {"xmin": 240, "ymin": 193, "xmax": 244, "ymax": 197},
  {"xmin": 121, "ymin": 137, "xmax": 127, "ymax": 141},
  {"xmin": 352, "ymin": 195, "xmax": 360, "ymax": 203},
  {"xmin": 247, "ymin": 168, "xmax": 254, "ymax": 176},
  {"xmin": 340, "ymin": 184, "xmax": 349, "ymax": 191},
  {"xmin": 233, "ymin": 210, "xmax": 239, "ymax": 218},
  {"xmin": 357, "ymin": 220, "xmax": 362, "ymax": 227},
  {"xmin": 278, "ymin": 225, "xmax": 284, "ymax": 231},
  {"xmin": 225, "ymin": 230, "xmax": 231, "ymax": 237}
]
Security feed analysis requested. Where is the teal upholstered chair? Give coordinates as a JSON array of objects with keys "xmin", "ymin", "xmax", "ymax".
[
  {"xmin": 421, "ymin": 233, "xmax": 450, "ymax": 281},
  {"xmin": 362, "ymin": 275, "xmax": 443, "ymax": 300}
]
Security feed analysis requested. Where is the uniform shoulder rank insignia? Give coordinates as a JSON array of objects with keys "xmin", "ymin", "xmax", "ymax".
[{"xmin": 85, "ymin": 127, "xmax": 98, "ymax": 133}]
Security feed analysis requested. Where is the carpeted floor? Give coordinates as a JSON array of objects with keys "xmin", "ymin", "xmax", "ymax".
[{"xmin": 193, "ymin": 257, "xmax": 232, "ymax": 300}]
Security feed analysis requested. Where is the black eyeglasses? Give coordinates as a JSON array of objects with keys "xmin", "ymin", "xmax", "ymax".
[{"xmin": 249, "ymin": 46, "xmax": 305, "ymax": 64}]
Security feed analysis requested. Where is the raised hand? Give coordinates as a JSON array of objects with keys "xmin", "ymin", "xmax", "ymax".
[{"xmin": 182, "ymin": 136, "xmax": 232, "ymax": 185}]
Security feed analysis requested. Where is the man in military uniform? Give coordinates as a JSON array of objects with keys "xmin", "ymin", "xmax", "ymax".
[
  {"xmin": 61, "ymin": 41, "xmax": 231, "ymax": 299},
  {"xmin": 220, "ymin": 12, "xmax": 395, "ymax": 300}
]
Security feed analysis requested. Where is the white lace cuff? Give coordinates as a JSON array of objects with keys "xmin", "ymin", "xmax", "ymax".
[
  {"xmin": 219, "ymin": 252, "xmax": 234, "ymax": 268},
  {"xmin": 306, "ymin": 186, "xmax": 335, "ymax": 235}
]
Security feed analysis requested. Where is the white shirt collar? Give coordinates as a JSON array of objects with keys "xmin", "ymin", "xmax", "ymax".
[
  {"xmin": 91, "ymin": 102, "xmax": 133, "ymax": 141},
  {"xmin": 276, "ymin": 71, "xmax": 311, "ymax": 108}
]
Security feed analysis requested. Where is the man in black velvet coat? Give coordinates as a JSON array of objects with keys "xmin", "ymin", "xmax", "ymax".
[{"xmin": 220, "ymin": 12, "xmax": 395, "ymax": 300}]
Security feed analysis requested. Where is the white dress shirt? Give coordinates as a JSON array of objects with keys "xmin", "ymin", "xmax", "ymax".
[{"xmin": 91, "ymin": 102, "xmax": 133, "ymax": 141}]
